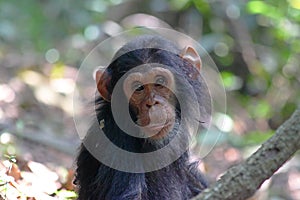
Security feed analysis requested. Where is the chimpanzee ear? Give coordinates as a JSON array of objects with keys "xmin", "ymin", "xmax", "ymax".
[
  {"xmin": 95, "ymin": 69, "xmax": 111, "ymax": 102},
  {"xmin": 180, "ymin": 46, "xmax": 201, "ymax": 71}
]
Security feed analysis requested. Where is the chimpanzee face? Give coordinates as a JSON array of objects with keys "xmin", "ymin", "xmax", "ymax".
[
  {"xmin": 123, "ymin": 67, "xmax": 176, "ymax": 140},
  {"xmin": 95, "ymin": 44, "xmax": 202, "ymax": 141}
]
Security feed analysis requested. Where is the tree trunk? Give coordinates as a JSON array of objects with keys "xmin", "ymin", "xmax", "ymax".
[{"xmin": 192, "ymin": 107, "xmax": 300, "ymax": 200}]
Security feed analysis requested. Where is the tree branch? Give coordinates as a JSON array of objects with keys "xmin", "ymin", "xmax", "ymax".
[{"xmin": 192, "ymin": 107, "xmax": 300, "ymax": 200}]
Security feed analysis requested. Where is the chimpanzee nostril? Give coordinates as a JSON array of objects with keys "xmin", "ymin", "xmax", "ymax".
[{"xmin": 146, "ymin": 98, "xmax": 160, "ymax": 108}]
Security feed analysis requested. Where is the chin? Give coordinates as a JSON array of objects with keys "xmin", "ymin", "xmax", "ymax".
[{"xmin": 142, "ymin": 123, "xmax": 174, "ymax": 140}]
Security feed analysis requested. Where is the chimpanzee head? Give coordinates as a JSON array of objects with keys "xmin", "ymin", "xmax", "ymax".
[{"xmin": 95, "ymin": 35, "xmax": 203, "ymax": 143}]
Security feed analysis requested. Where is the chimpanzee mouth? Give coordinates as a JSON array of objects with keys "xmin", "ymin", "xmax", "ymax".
[
  {"xmin": 142, "ymin": 120, "xmax": 174, "ymax": 140},
  {"xmin": 145, "ymin": 122, "xmax": 167, "ymax": 130}
]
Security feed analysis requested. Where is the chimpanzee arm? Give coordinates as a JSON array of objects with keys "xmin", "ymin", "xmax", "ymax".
[
  {"xmin": 106, "ymin": 171, "xmax": 145, "ymax": 200},
  {"xmin": 76, "ymin": 145, "xmax": 145, "ymax": 200},
  {"xmin": 75, "ymin": 145, "xmax": 100, "ymax": 199},
  {"xmin": 186, "ymin": 161, "xmax": 209, "ymax": 195}
]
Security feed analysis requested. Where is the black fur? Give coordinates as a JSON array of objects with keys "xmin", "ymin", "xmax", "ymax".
[{"xmin": 75, "ymin": 36, "xmax": 210, "ymax": 200}]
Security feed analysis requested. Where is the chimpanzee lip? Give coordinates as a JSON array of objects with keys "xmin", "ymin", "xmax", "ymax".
[
  {"xmin": 142, "ymin": 121, "xmax": 173, "ymax": 139},
  {"xmin": 145, "ymin": 123, "xmax": 165, "ymax": 130},
  {"xmin": 144, "ymin": 120, "xmax": 171, "ymax": 131}
]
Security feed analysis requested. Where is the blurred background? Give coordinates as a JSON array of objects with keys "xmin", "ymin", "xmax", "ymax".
[{"xmin": 0, "ymin": 0, "xmax": 299, "ymax": 199}]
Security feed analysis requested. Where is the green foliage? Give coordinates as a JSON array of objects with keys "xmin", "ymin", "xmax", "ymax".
[
  {"xmin": 247, "ymin": 1, "xmax": 283, "ymax": 19},
  {"xmin": 240, "ymin": 130, "xmax": 274, "ymax": 146},
  {"xmin": 249, "ymin": 100, "xmax": 272, "ymax": 118},
  {"xmin": 221, "ymin": 71, "xmax": 243, "ymax": 91},
  {"xmin": 55, "ymin": 190, "xmax": 78, "ymax": 199},
  {"xmin": 192, "ymin": 0, "xmax": 211, "ymax": 15},
  {"xmin": 168, "ymin": 0, "xmax": 190, "ymax": 10},
  {"xmin": 0, "ymin": 0, "xmax": 299, "ymax": 155}
]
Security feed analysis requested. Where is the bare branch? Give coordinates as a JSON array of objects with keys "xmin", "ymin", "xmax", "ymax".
[{"xmin": 192, "ymin": 107, "xmax": 300, "ymax": 200}]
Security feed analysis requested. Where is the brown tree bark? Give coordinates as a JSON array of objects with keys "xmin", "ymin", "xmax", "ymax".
[{"xmin": 192, "ymin": 107, "xmax": 300, "ymax": 200}]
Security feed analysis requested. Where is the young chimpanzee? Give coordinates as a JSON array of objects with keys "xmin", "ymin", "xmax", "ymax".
[{"xmin": 75, "ymin": 35, "xmax": 210, "ymax": 200}]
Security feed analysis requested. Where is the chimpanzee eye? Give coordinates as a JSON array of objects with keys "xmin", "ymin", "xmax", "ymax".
[
  {"xmin": 132, "ymin": 81, "xmax": 144, "ymax": 92},
  {"xmin": 155, "ymin": 75, "xmax": 167, "ymax": 86}
]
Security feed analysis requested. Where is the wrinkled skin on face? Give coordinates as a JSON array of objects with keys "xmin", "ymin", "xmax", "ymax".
[
  {"xmin": 95, "ymin": 44, "xmax": 202, "ymax": 141},
  {"xmin": 123, "ymin": 67, "xmax": 176, "ymax": 139}
]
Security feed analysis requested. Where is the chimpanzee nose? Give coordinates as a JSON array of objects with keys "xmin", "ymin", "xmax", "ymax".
[
  {"xmin": 145, "ymin": 93, "xmax": 159, "ymax": 108},
  {"xmin": 146, "ymin": 100, "xmax": 159, "ymax": 108}
]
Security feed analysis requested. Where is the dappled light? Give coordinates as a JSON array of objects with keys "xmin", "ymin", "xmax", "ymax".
[
  {"xmin": 0, "ymin": 0, "xmax": 299, "ymax": 199},
  {"xmin": 0, "ymin": 84, "xmax": 15, "ymax": 103}
]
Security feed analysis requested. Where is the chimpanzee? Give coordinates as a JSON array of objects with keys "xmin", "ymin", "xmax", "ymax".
[{"xmin": 75, "ymin": 35, "xmax": 210, "ymax": 200}]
